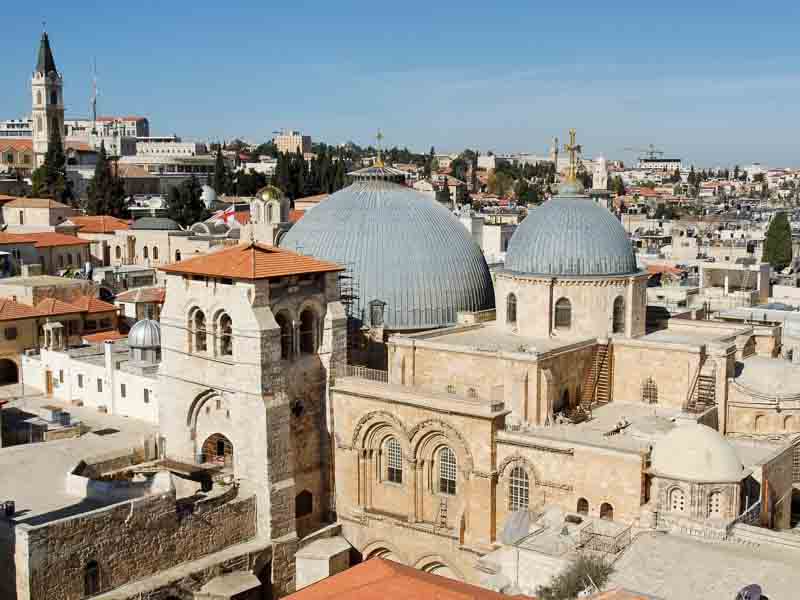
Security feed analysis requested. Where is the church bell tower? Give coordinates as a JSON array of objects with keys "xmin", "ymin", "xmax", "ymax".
[{"xmin": 31, "ymin": 31, "xmax": 64, "ymax": 168}]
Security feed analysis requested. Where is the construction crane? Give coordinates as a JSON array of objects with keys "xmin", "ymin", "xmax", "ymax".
[{"xmin": 622, "ymin": 144, "xmax": 665, "ymax": 160}]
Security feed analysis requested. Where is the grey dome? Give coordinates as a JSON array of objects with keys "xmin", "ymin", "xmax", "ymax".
[
  {"xmin": 128, "ymin": 319, "xmax": 161, "ymax": 349},
  {"xmin": 651, "ymin": 423, "xmax": 745, "ymax": 482},
  {"xmin": 130, "ymin": 217, "xmax": 181, "ymax": 231},
  {"xmin": 505, "ymin": 194, "xmax": 637, "ymax": 277},
  {"xmin": 280, "ymin": 179, "xmax": 494, "ymax": 330}
]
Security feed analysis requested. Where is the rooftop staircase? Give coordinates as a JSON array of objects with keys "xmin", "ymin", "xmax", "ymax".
[{"xmin": 580, "ymin": 342, "xmax": 613, "ymax": 413}]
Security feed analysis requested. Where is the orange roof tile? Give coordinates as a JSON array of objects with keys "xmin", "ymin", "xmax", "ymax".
[
  {"xmin": 114, "ymin": 286, "xmax": 166, "ymax": 304},
  {"xmin": 27, "ymin": 232, "xmax": 90, "ymax": 248},
  {"xmin": 35, "ymin": 297, "xmax": 82, "ymax": 316},
  {"xmin": 71, "ymin": 216, "xmax": 130, "ymax": 234},
  {"xmin": 0, "ymin": 140, "xmax": 33, "ymax": 152},
  {"xmin": 0, "ymin": 297, "xmax": 43, "ymax": 321},
  {"xmin": 289, "ymin": 209, "xmax": 305, "ymax": 223},
  {"xmin": 159, "ymin": 242, "xmax": 344, "ymax": 280},
  {"xmin": 69, "ymin": 296, "xmax": 118, "ymax": 314},
  {"xmin": 288, "ymin": 559, "xmax": 534, "ymax": 600},
  {"xmin": 82, "ymin": 330, "xmax": 126, "ymax": 343},
  {"xmin": 0, "ymin": 233, "xmax": 38, "ymax": 246},
  {"xmin": 4, "ymin": 197, "xmax": 72, "ymax": 209}
]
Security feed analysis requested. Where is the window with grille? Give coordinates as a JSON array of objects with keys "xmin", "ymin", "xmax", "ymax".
[
  {"xmin": 509, "ymin": 467, "xmax": 529, "ymax": 511},
  {"xmin": 642, "ymin": 377, "xmax": 658, "ymax": 404},
  {"xmin": 554, "ymin": 298, "xmax": 571, "ymax": 330},
  {"xmin": 708, "ymin": 491, "xmax": 722, "ymax": 516},
  {"xmin": 120, "ymin": 383, "xmax": 126, "ymax": 398},
  {"xmin": 612, "ymin": 296, "xmax": 625, "ymax": 334},
  {"xmin": 438, "ymin": 447, "xmax": 457, "ymax": 495},
  {"xmin": 670, "ymin": 488, "xmax": 685, "ymax": 513},
  {"xmin": 507, "ymin": 294, "xmax": 517, "ymax": 324},
  {"xmin": 386, "ymin": 438, "xmax": 403, "ymax": 484}
]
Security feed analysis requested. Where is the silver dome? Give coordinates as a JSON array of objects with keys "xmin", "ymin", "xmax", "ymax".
[
  {"xmin": 128, "ymin": 319, "xmax": 161, "ymax": 349},
  {"xmin": 280, "ymin": 179, "xmax": 494, "ymax": 330},
  {"xmin": 505, "ymin": 194, "xmax": 637, "ymax": 277}
]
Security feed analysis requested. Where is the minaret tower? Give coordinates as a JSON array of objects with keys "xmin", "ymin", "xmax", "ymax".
[{"xmin": 31, "ymin": 30, "xmax": 64, "ymax": 168}]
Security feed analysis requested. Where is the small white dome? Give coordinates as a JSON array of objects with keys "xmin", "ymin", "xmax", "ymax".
[
  {"xmin": 201, "ymin": 185, "xmax": 218, "ymax": 208},
  {"xmin": 651, "ymin": 423, "xmax": 745, "ymax": 483},
  {"xmin": 128, "ymin": 319, "xmax": 161, "ymax": 349}
]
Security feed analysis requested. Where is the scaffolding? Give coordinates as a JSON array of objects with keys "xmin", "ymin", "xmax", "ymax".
[{"xmin": 337, "ymin": 262, "xmax": 361, "ymax": 360}]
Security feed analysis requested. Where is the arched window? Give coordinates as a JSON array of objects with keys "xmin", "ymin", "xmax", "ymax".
[
  {"xmin": 670, "ymin": 488, "xmax": 686, "ymax": 513},
  {"xmin": 784, "ymin": 415, "xmax": 794, "ymax": 430},
  {"xmin": 612, "ymin": 296, "xmax": 625, "ymax": 334},
  {"xmin": 115, "ymin": 245, "xmax": 121, "ymax": 259},
  {"xmin": 143, "ymin": 246, "xmax": 149, "ymax": 259},
  {"xmin": 299, "ymin": 309, "xmax": 317, "ymax": 354},
  {"xmin": 554, "ymin": 298, "xmax": 571, "ymax": 330},
  {"xmin": 192, "ymin": 309, "xmax": 207, "ymax": 352},
  {"xmin": 218, "ymin": 313, "xmax": 233, "ymax": 356},
  {"xmin": 295, "ymin": 490, "xmax": 313, "ymax": 518},
  {"xmin": 276, "ymin": 313, "xmax": 292, "ymax": 360},
  {"xmin": 386, "ymin": 437, "xmax": 403, "ymax": 484},
  {"xmin": 754, "ymin": 414, "xmax": 765, "ymax": 432},
  {"xmin": 175, "ymin": 249, "xmax": 181, "ymax": 261},
  {"xmin": 267, "ymin": 203, "xmax": 275, "ymax": 224},
  {"xmin": 152, "ymin": 246, "xmax": 159, "ymax": 260},
  {"xmin": 202, "ymin": 433, "xmax": 232, "ymax": 465},
  {"xmin": 577, "ymin": 498, "xmax": 589, "ymax": 515},
  {"xmin": 36, "ymin": 90, "xmax": 42, "ymax": 106},
  {"xmin": 438, "ymin": 447, "xmax": 457, "ymax": 495},
  {"xmin": 506, "ymin": 293, "xmax": 517, "ymax": 325},
  {"xmin": 642, "ymin": 377, "xmax": 658, "ymax": 404},
  {"xmin": 600, "ymin": 502, "xmax": 614, "ymax": 521},
  {"xmin": 84, "ymin": 560, "xmax": 100, "ymax": 596},
  {"xmin": 36, "ymin": 116, "xmax": 42, "ymax": 132},
  {"xmin": 708, "ymin": 491, "xmax": 722, "ymax": 516},
  {"xmin": 509, "ymin": 466, "xmax": 529, "ymax": 511}
]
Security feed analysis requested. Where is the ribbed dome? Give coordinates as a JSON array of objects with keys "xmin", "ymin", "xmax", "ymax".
[
  {"xmin": 128, "ymin": 319, "xmax": 161, "ymax": 349},
  {"xmin": 280, "ymin": 179, "xmax": 494, "ymax": 330},
  {"xmin": 505, "ymin": 195, "xmax": 637, "ymax": 276},
  {"xmin": 651, "ymin": 424, "xmax": 745, "ymax": 483}
]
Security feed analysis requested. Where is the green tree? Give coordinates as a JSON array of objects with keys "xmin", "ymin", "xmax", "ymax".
[
  {"xmin": 213, "ymin": 147, "xmax": 229, "ymax": 194},
  {"xmin": 762, "ymin": 211, "xmax": 793, "ymax": 271},
  {"xmin": 166, "ymin": 175, "xmax": 209, "ymax": 227},
  {"xmin": 610, "ymin": 175, "xmax": 626, "ymax": 196},
  {"xmin": 31, "ymin": 127, "xmax": 73, "ymax": 204},
  {"xmin": 85, "ymin": 142, "xmax": 127, "ymax": 217},
  {"xmin": 536, "ymin": 554, "xmax": 613, "ymax": 600}
]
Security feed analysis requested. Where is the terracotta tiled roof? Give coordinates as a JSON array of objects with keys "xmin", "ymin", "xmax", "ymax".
[
  {"xmin": 289, "ymin": 209, "xmax": 305, "ymax": 223},
  {"xmin": 71, "ymin": 216, "xmax": 130, "ymax": 234},
  {"xmin": 234, "ymin": 210, "xmax": 250, "ymax": 225},
  {"xmin": 0, "ymin": 297, "xmax": 43, "ymax": 321},
  {"xmin": 0, "ymin": 233, "xmax": 38, "ymax": 245},
  {"xmin": 27, "ymin": 232, "xmax": 91, "ymax": 248},
  {"xmin": 35, "ymin": 297, "xmax": 82, "ymax": 316},
  {"xmin": 82, "ymin": 330, "xmax": 126, "ymax": 343},
  {"xmin": 115, "ymin": 286, "xmax": 166, "ymax": 304},
  {"xmin": 589, "ymin": 588, "xmax": 661, "ymax": 599},
  {"xmin": 4, "ymin": 197, "xmax": 72, "ymax": 209},
  {"xmin": 0, "ymin": 140, "xmax": 34, "ymax": 152},
  {"xmin": 159, "ymin": 242, "xmax": 344, "ymax": 280},
  {"xmin": 287, "ymin": 559, "xmax": 534, "ymax": 600},
  {"xmin": 69, "ymin": 296, "xmax": 118, "ymax": 314}
]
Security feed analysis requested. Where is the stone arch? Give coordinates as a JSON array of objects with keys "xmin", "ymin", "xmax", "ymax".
[
  {"xmin": 361, "ymin": 540, "xmax": 406, "ymax": 564},
  {"xmin": 667, "ymin": 484, "xmax": 686, "ymax": 513},
  {"xmin": 0, "ymin": 358, "xmax": 19, "ymax": 384},
  {"xmin": 784, "ymin": 415, "xmax": 795, "ymax": 431},
  {"xmin": 754, "ymin": 414, "xmax": 766, "ymax": 433},
  {"xmin": 201, "ymin": 432, "xmax": 233, "ymax": 466},
  {"xmin": 84, "ymin": 559, "xmax": 100, "ymax": 596},
  {"xmin": 410, "ymin": 419, "xmax": 474, "ymax": 474},
  {"xmin": 554, "ymin": 297, "xmax": 572, "ymax": 330},
  {"xmin": 274, "ymin": 310, "xmax": 294, "ymax": 360},
  {"xmin": 351, "ymin": 410, "xmax": 410, "ymax": 451},
  {"xmin": 576, "ymin": 497, "xmax": 589, "ymax": 515},
  {"xmin": 600, "ymin": 502, "xmax": 614, "ymax": 520},
  {"xmin": 186, "ymin": 388, "xmax": 221, "ymax": 429},
  {"xmin": 498, "ymin": 454, "xmax": 538, "ymax": 483},
  {"xmin": 299, "ymin": 306, "xmax": 319, "ymax": 354},
  {"xmin": 612, "ymin": 295, "xmax": 625, "ymax": 334},
  {"xmin": 706, "ymin": 488, "xmax": 724, "ymax": 517},
  {"xmin": 413, "ymin": 554, "xmax": 465, "ymax": 581}
]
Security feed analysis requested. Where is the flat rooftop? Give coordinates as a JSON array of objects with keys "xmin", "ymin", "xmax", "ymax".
[
  {"xmin": 0, "ymin": 274, "xmax": 88, "ymax": 288},
  {"xmin": 610, "ymin": 531, "xmax": 800, "ymax": 599},
  {"xmin": 0, "ymin": 385, "xmax": 157, "ymax": 525}
]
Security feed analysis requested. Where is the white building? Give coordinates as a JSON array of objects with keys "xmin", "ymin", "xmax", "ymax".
[
  {"xmin": 637, "ymin": 157, "xmax": 682, "ymax": 171},
  {"xmin": 0, "ymin": 119, "xmax": 33, "ymax": 138},
  {"xmin": 274, "ymin": 130, "xmax": 311, "ymax": 154}
]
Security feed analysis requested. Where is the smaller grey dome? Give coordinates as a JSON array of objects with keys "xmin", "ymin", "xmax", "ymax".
[
  {"xmin": 201, "ymin": 185, "xmax": 217, "ymax": 208},
  {"xmin": 651, "ymin": 424, "xmax": 745, "ymax": 483},
  {"xmin": 130, "ymin": 217, "xmax": 181, "ymax": 231},
  {"xmin": 128, "ymin": 319, "xmax": 161, "ymax": 349}
]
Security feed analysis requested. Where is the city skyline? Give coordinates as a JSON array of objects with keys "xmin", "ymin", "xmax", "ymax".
[{"xmin": 3, "ymin": 1, "xmax": 800, "ymax": 165}]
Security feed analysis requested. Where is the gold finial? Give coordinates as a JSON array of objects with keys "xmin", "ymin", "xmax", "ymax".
[
  {"xmin": 563, "ymin": 128, "xmax": 582, "ymax": 183},
  {"xmin": 375, "ymin": 130, "xmax": 384, "ymax": 167}
]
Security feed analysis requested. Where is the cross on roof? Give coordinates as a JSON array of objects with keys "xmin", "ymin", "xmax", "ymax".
[
  {"xmin": 563, "ymin": 128, "xmax": 582, "ymax": 183},
  {"xmin": 375, "ymin": 130, "xmax": 384, "ymax": 167}
]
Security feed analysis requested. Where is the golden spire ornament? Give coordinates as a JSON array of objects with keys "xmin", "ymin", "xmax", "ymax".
[
  {"xmin": 563, "ymin": 128, "xmax": 582, "ymax": 184},
  {"xmin": 375, "ymin": 129, "xmax": 385, "ymax": 168}
]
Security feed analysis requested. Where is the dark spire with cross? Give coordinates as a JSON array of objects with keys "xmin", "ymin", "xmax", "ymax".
[{"xmin": 36, "ymin": 29, "xmax": 58, "ymax": 76}]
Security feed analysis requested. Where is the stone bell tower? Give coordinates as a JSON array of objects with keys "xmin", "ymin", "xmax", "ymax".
[{"xmin": 31, "ymin": 31, "xmax": 64, "ymax": 168}]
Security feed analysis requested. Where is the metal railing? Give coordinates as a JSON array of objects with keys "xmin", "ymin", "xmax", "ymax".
[
  {"xmin": 579, "ymin": 523, "xmax": 632, "ymax": 555},
  {"xmin": 337, "ymin": 364, "xmax": 389, "ymax": 383}
]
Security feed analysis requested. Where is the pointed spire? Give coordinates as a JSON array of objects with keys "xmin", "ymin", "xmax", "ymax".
[{"xmin": 36, "ymin": 31, "xmax": 57, "ymax": 76}]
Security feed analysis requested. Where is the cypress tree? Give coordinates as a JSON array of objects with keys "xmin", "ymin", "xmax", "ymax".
[
  {"xmin": 166, "ymin": 175, "xmax": 209, "ymax": 227},
  {"xmin": 213, "ymin": 147, "xmax": 228, "ymax": 194},
  {"xmin": 85, "ymin": 142, "xmax": 127, "ymax": 217},
  {"xmin": 762, "ymin": 212, "xmax": 793, "ymax": 271},
  {"xmin": 32, "ymin": 127, "xmax": 73, "ymax": 204}
]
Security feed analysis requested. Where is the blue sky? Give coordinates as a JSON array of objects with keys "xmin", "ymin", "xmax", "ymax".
[{"xmin": 4, "ymin": 1, "xmax": 800, "ymax": 166}]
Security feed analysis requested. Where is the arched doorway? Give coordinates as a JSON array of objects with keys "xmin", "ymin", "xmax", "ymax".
[
  {"xmin": 0, "ymin": 359, "xmax": 18, "ymax": 384},
  {"xmin": 201, "ymin": 433, "xmax": 233, "ymax": 467},
  {"xmin": 600, "ymin": 502, "xmax": 614, "ymax": 520}
]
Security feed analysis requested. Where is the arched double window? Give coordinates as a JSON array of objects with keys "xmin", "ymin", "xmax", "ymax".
[
  {"xmin": 84, "ymin": 560, "xmax": 100, "ymax": 596},
  {"xmin": 275, "ymin": 312, "xmax": 292, "ymax": 360},
  {"xmin": 612, "ymin": 296, "xmax": 625, "ymax": 334},
  {"xmin": 175, "ymin": 249, "xmax": 181, "ymax": 261},
  {"xmin": 708, "ymin": 491, "xmax": 722, "ymax": 516},
  {"xmin": 299, "ymin": 309, "xmax": 317, "ymax": 354},
  {"xmin": 218, "ymin": 313, "xmax": 233, "ymax": 356},
  {"xmin": 191, "ymin": 309, "xmax": 207, "ymax": 352},
  {"xmin": 670, "ymin": 488, "xmax": 686, "ymax": 513},
  {"xmin": 509, "ymin": 466, "xmax": 529, "ymax": 511},
  {"xmin": 386, "ymin": 437, "xmax": 403, "ymax": 484},
  {"xmin": 554, "ymin": 298, "xmax": 571, "ymax": 330},
  {"xmin": 438, "ymin": 447, "xmax": 457, "ymax": 495},
  {"xmin": 506, "ymin": 293, "xmax": 517, "ymax": 325},
  {"xmin": 152, "ymin": 246, "xmax": 159, "ymax": 261}
]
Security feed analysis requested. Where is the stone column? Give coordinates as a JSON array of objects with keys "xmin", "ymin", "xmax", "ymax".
[
  {"xmin": 724, "ymin": 275, "xmax": 729, "ymax": 296},
  {"xmin": 407, "ymin": 458, "xmax": 417, "ymax": 523},
  {"xmin": 415, "ymin": 459, "xmax": 426, "ymax": 521},
  {"xmin": 465, "ymin": 471, "xmax": 495, "ymax": 546}
]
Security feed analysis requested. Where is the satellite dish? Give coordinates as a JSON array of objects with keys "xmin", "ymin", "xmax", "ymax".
[{"xmin": 736, "ymin": 584, "xmax": 762, "ymax": 600}]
